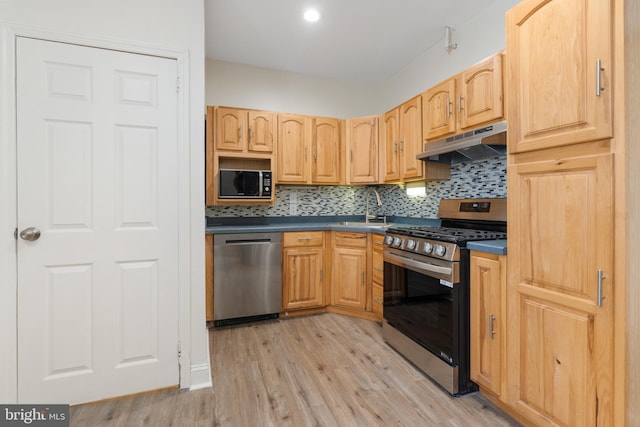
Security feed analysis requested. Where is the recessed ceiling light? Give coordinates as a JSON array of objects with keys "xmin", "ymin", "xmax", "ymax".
[{"xmin": 303, "ymin": 8, "xmax": 321, "ymax": 22}]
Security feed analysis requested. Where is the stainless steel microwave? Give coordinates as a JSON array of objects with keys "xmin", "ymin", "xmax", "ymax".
[{"xmin": 218, "ymin": 169, "xmax": 272, "ymax": 199}]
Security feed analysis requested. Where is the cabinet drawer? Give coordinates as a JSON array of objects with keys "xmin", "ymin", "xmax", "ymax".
[
  {"xmin": 372, "ymin": 283, "xmax": 383, "ymax": 317},
  {"xmin": 333, "ymin": 231, "xmax": 368, "ymax": 248},
  {"xmin": 283, "ymin": 231, "xmax": 324, "ymax": 247}
]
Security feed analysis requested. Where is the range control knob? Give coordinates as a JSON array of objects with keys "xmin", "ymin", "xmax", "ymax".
[
  {"xmin": 384, "ymin": 235, "xmax": 394, "ymax": 246},
  {"xmin": 422, "ymin": 242, "xmax": 433, "ymax": 254},
  {"xmin": 434, "ymin": 244, "xmax": 446, "ymax": 257},
  {"xmin": 392, "ymin": 237, "xmax": 402, "ymax": 247},
  {"xmin": 406, "ymin": 239, "xmax": 417, "ymax": 250}
]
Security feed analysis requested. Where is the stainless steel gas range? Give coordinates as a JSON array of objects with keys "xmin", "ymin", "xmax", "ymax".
[{"xmin": 382, "ymin": 198, "xmax": 506, "ymax": 396}]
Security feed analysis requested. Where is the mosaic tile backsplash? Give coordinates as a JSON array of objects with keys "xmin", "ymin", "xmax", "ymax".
[{"xmin": 206, "ymin": 156, "xmax": 506, "ymax": 219}]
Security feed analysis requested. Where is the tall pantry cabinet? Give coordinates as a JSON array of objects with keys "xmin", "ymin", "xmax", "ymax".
[{"xmin": 505, "ymin": 0, "xmax": 622, "ymax": 426}]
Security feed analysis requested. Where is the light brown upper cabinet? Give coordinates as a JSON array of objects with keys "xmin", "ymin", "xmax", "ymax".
[
  {"xmin": 214, "ymin": 106, "xmax": 275, "ymax": 153},
  {"xmin": 277, "ymin": 113, "xmax": 311, "ymax": 183},
  {"xmin": 311, "ymin": 117, "xmax": 343, "ymax": 184},
  {"xmin": 382, "ymin": 96, "xmax": 450, "ymax": 183},
  {"xmin": 423, "ymin": 53, "xmax": 504, "ymax": 142},
  {"xmin": 206, "ymin": 106, "xmax": 274, "ymax": 206},
  {"xmin": 276, "ymin": 114, "xmax": 342, "ymax": 184},
  {"xmin": 346, "ymin": 116, "xmax": 379, "ymax": 184},
  {"xmin": 507, "ymin": 0, "xmax": 612, "ymax": 153}
]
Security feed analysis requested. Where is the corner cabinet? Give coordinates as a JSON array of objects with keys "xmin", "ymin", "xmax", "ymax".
[
  {"xmin": 423, "ymin": 53, "xmax": 504, "ymax": 141},
  {"xmin": 282, "ymin": 231, "xmax": 327, "ymax": 312},
  {"xmin": 470, "ymin": 251, "xmax": 506, "ymax": 399},
  {"xmin": 331, "ymin": 231, "xmax": 370, "ymax": 311}
]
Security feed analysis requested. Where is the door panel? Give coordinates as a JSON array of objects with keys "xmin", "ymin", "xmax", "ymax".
[{"xmin": 16, "ymin": 37, "xmax": 179, "ymax": 405}]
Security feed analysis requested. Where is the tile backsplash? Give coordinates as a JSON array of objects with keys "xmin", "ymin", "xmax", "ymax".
[{"xmin": 206, "ymin": 156, "xmax": 506, "ymax": 219}]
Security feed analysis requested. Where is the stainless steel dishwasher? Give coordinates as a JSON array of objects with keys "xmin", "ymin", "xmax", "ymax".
[{"xmin": 213, "ymin": 232, "xmax": 282, "ymax": 326}]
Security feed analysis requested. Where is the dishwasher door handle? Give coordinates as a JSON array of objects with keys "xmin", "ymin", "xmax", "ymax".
[{"xmin": 223, "ymin": 239, "xmax": 273, "ymax": 245}]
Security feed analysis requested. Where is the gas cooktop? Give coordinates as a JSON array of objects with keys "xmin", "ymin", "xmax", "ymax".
[{"xmin": 387, "ymin": 225, "xmax": 507, "ymax": 246}]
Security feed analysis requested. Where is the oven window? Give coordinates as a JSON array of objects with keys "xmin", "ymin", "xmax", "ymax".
[{"xmin": 384, "ymin": 262, "xmax": 455, "ymax": 364}]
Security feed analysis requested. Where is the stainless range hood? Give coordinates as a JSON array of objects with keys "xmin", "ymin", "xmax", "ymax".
[{"xmin": 417, "ymin": 121, "xmax": 507, "ymax": 163}]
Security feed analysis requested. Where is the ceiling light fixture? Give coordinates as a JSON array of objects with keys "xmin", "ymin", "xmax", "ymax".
[{"xmin": 303, "ymin": 8, "xmax": 321, "ymax": 22}]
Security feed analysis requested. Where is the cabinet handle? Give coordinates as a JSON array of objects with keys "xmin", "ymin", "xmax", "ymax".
[
  {"xmin": 489, "ymin": 313, "xmax": 496, "ymax": 339},
  {"xmin": 394, "ymin": 141, "xmax": 398, "ymax": 154},
  {"xmin": 374, "ymin": 266, "xmax": 383, "ymax": 272},
  {"xmin": 597, "ymin": 269, "xmax": 606, "ymax": 306},
  {"xmin": 297, "ymin": 237, "xmax": 312, "ymax": 241},
  {"xmin": 457, "ymin": 94, "xmax": 463, "ymax": 113},
  {"xmin": 313, "ymin": 147, "xmax": 317, "ymax": 160},
  {"xmin": 249, "ymin": 125, "xmax": 253, "ymax": 141},
  {"xmin": 238, "ymin": 125, "xmax": 242, "ymax": 140},
  {"xmin": 596, "ymin": 59, "xmax": 605, "ymax": 96},
  {"xmin": 305, "ymin": 146, "xmax": 308, "ymax": 160},
  {"xmin": 447, "ymin": 97, "xmax": 452, "ymax": 117},
  {"xmin": 399, "ymin": 140, "xmax": 404, "ymax": 153},
  {"xmin": 374, "ymin": 298, "xmax": 383, "ymax": 305},
  {"xmin": 320, "ymin": 268, "xmax": 323, "ymax": 283},
  {"xmin": 362, "ymin": 272, "xmax": 365, "ymax": 285}
]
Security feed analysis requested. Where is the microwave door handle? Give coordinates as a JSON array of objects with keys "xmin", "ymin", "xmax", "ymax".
[{"xmin": 258, "ymin": 171, "xmax": 263, "ymax": 197}]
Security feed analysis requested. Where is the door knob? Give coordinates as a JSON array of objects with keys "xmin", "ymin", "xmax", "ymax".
[{"xmin": 19, "ymin": 227, "xmax": 41, "ymax": 241}]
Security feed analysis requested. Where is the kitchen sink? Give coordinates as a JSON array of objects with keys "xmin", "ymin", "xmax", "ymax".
[{"xmin": 335, "ymin": 221, "xmax": 391, "ymax": 229}]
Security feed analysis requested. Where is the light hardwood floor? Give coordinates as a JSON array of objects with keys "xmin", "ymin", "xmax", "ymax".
[{"xmin": 70, "ymin": 314, "xmax": 520, "ymax": 426}]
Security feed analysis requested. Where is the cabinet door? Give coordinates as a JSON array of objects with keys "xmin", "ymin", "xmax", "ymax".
[
  {"xmin": 459, "ymin": 54, "xmax": 504, "ymax": 130},
  {"xmin": 470, "ymin": 253, "xmax": 503, "ymax": 397},
  {"xmin": 282, "ymin": 247, "xmax": 325, "ymax": 310},
  {"xmin": 347, "ymin": 116, "xmax": 379, "ymax": 184},
  {"xmin": 399, "ymin": 96, "xmax": 424, "ymax": 180},
  {"xmin": 506, "ymin": 0, "xmax": 612, "ymax": 153},
  {"xmin": 248, "ymin": 110, "xmax": 275, "ymax": 153},
  {"xmin": 507, "ymin": 151, "xmax": 613, "ymax": 426},
  {"xmin": 332, "ymin": 246, "xmax": 367, "ymax": 310},
  {"xmin": 312, "ymin": 117, "xmax": 341, "ymax": 184},
  {"xmin": 277, "ymin": 114, "xmax": 310, "ymax": 183},
  {"xmin": 423, "ymin": 78, "xmax": 456, "ymax": 140},
  {"xmin": 382, "ymin": 108, "xmax": 400, "ymax": 182},
  {"xmin": 215, "ymin": 107, "xmax": 246, "ymax": 151}
]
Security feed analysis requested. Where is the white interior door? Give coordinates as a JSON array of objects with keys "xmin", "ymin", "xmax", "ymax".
[{"xmin": 16, "ymin": 37, "xmax": 180, "ymax": 405}]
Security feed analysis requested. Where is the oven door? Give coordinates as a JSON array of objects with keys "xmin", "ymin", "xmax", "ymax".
[{"xmin": 383, "ymin": 250, "xmax": 461, "ymax": 365}]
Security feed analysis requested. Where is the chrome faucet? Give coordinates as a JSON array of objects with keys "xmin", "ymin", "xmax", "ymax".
[{"xmin": 365, "ymin": 187, "xmax": 383, "ymax": 223}]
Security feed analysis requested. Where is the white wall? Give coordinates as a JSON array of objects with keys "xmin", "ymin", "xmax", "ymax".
[
  {"xmin": 206, "ymin": 59, "xmax": 380, "ymax": 118},
  {"xmin": 376, "ymin": 0, "xmax": 522, "ymax": 111},
  {"xmin": 205, "ymin": 0, "xmax": 521, "ymax": 117},
  {"xmin": 0, "ymin": 0, "xmax": 209, "ymax": 402}
]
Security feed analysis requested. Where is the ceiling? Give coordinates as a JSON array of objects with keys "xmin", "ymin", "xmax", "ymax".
[{"xmin": 205, "ymin": 0, "xmax": 496, "ymax": 85}]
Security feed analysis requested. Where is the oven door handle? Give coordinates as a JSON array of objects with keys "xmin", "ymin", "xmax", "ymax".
[{"xmin": 384, "ymin": 251, "xmax": 453, "ymax": 279}]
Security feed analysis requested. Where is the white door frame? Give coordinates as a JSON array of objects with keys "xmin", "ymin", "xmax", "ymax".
[{"xmin": 0, "ymin": 24, "xmax": 194, "ymax": 403}]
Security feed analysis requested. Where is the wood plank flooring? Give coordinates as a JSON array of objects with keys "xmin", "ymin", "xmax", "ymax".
[{"xmin": 70, "ymin": 313, "xmax": 520, "ymax": 426}]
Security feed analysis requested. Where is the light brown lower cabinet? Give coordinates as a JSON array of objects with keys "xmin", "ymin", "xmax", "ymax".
[
  {"xmin": 371, "ymin": 234, "xmax": 384, "ymax": 320},
  {"xmin": 470, "ymin": 251, "xmax": 506, "ymax": 399},
  {"xmin": 282, "ymin": 231, "xmax": 327, "ymax": 312},
  {"xmin": 331, "ymin": 231, "xmax": 370, "ymax": 311}
]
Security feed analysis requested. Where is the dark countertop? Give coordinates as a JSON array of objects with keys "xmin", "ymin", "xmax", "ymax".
[
  {"xmin": 467, "ymin": 240, "xmax": 508, "ymax": 255},
  {"xmin": 205, "ymin": 215, "xmax": 441, "ymax": 235}
]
